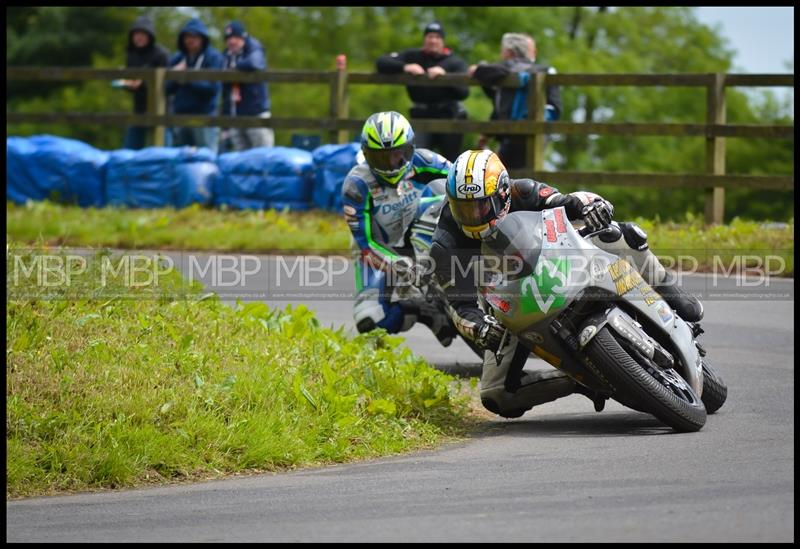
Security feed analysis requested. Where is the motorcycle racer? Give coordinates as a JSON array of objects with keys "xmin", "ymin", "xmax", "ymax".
[
  {"xmin": 430, "ymin": 149, "xmax": 704, "ymax": 417},
  {"xmin": 342, "ymin": 111, "xmax": 455, "ymax": 344}
]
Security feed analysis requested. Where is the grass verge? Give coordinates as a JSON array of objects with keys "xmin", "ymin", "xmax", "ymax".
[
  {"xmin": 6, "ymin": 201, "xmax": 794, "ymax": 276},
  {"xmin": 6, "ymin": 201, "xmax": 351, "ymax": 253},
  {"xmin": 6, "ymin": 244, "xmax": 478, "ymax": 498}
]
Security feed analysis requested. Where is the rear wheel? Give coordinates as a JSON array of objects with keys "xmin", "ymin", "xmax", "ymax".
[
  {"xmin": 585, "ymin": 327, "xmax": 707, "ymax": 432},
  {"xmin": 700, "ymin": 359, "xmax": 728, "ymax": 414}
]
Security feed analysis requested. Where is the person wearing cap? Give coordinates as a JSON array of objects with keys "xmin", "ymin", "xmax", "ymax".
[
  {"xmin": 120, "ymin": 16, "xmax": 170, "ymax": 149},
  {"xmin": 220, "ymin": 20, "xmax": 274, "ymax": 152},
  {"xmin": 468, "ymin": 32, "xmax": 562, "ymax": 169},
  {"xmin": 165, "ymin": 17, "xmax": 224, "ymax": 153},
  {"xmin": 376, "ymin": 21, "xmax": 469, "ymax": 162}
]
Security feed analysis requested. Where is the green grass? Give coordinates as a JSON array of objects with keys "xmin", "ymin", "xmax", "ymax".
[
  {"xmin": 6, "ymin": 244, "xmax": 477, "ymax": 498},
  {"xmin": 635, "ymin": 213, "xmax": 794, "ymax": 276},
  {"xmin": 6, "ymin": 201, "xmax": 794, "ymax": 276},
  {"xmin": 6, "ymin": 201, "xmax": 351, "ymax": 253}
]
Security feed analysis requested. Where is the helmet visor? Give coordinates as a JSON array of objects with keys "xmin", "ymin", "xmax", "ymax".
[
  {"xmin": 362, "ymin": 142, "xmax": 414, "ymax": 174},
  {"xmin": 449, "ymin": 194, "xmax": 505, "ymax": 229}
]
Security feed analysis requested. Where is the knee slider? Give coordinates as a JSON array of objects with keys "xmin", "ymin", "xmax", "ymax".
[
  {"xmin": 353, "ymin": 291, "xmax": 385, "ymax": 333},
  {"xmin": 356, "ymin": 318, "xmax": 376, "ymax": 333}
]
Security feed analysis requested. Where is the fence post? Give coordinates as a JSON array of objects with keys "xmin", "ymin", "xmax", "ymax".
[
  {"xmin": 147, "ymin": 67, "xmax": 166, "ymax": 146},
  {"xmin": 526, "ymin": 71, "xmax": 547, "ymax": 174},
  {"xmin": 705, "ymin": 73, "xmax": 726, "ymax": 225},
  {"xmin": 329, "ymin": 55, "xmax": 349, "ymax": 144}
]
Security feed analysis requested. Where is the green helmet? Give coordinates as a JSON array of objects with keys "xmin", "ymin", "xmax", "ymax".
[{"xmin": 360, "ymin": 111, "xmax": 416, "ymax": 186}]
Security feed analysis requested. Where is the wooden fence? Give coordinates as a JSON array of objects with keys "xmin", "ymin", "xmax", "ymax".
[{"xmin": 6, "ymin": 66, "xmax": 794, "ymax": 224}]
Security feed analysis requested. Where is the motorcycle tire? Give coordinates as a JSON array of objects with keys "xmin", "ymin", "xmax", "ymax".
[
  {"xmin": 585, "ymin": 326, "xmax": 707, "ymax": 432},
  {"xmin": 700, "ymin": 359, "xmax": 728, "ymax": 414}
]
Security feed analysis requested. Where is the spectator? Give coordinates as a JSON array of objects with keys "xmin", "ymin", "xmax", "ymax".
[
  {"xmin": 469, "ymin": 33, "xmax": 562, "ymax": 169},
  {"xmin": 165, "ymin": 17, "xmax": 224, "ymax": 153},
  {"xmin": 119, "ymin": 15, "xmax": 169, "ymax": 150},
  {"xmin": 376, "ymin": 21, "xmax": 469, "ymax": 162},
  {"xmin": 220, "ymin": 20, "xmax": 274, "ymax": 152}
]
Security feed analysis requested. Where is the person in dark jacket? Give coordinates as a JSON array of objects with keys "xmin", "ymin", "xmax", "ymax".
[
  {"xmin": 469, "ymin": 33, "xmax": 562, "ymax": 169},
  {"xmin": 376, "ymin": 21, "xmax": 469, "ymax": 162},
  {"xmin": 220, "ymin": 20, "xmax": 273, "ymax": 152},
  {"xmin": 120, "ymin": 16, "xmax": 169, "ymax": 150},
  {"xmin": 165, "ymin": 17, "xmax": 224, "ymax": 153}
]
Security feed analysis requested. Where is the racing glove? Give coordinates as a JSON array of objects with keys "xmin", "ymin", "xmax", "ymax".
[
  {"xmin": 581, "ymin": 198, "xmax": 614, "ymax": 232},
  {"xmin": 476, "ymin": 314, "xmax": 506, "ymax": 353}
]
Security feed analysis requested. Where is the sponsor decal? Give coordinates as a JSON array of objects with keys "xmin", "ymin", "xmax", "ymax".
[
  {"xmin": 657, "ymin": 302, "xmax": 674, "ymax": 324},
  {"xmin": 544, "ymin": 219, "xmax": 557, "ymax": 243},
  {"xmin": 579, "ymin": 325, "xmax": 597, "ymax": 347},
  {"xmin": 484, "ymin": 175, "xmax": 497, "ymax": 196},
  {"xmin": 554, "ymin": 208, "xmax": 567, "ymax": 233},
  {"xmin": 608, "ymin": 258, "xmax": 643, "ymax": 297},
  {"xmin": 539, "ymin": 187, "xmax": 554, "ymax": 198},
  {"xmin": 458, "ymin": 183, "xmax": 481, "ymax": 195},
  {"xmin": 607, "ymin": 258, "xmax": 658, "ymax": 305},
  {"xmin": 486, "ymin": 293, "xmax": 512, "ymax": 314},
  {"xmin": 638, "ymin": 283, "xmax": 659, "ymax": 306},
  {"xmin": 590, "ymin": 257, "xmax": 607, "ymax": 282},
  {"xmin": 379, "ymin": 190, "xmax": 418, "ymax": 215},
  {"xmin": 520, "ymin": 256, "xmax": 570, "ymax": 314}
]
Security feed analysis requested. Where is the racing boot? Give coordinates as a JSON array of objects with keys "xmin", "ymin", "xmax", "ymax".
[
  {"xmin": 653, "ymin": 276, "xmax": 704, "ymax": 322},
  {"xmin": 419, "ymin": 306, "xmax": 457, "ymax": 347},
  {"xmin": 400, "ymin": 299, "xmax": 456, "ymax": 347},
  {"xmin": 480, "ymin": 334, "xmax": 577, "ymax": 418}
]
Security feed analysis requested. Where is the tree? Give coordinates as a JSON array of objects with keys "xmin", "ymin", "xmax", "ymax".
[{"xmin": 6, "ymin": 7, "xmax": 793, "ymax": 219}]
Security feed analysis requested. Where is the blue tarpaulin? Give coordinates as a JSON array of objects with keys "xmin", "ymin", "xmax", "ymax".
[
  {"xmin": 214, "ymin": 146, "xmax": 314, "ymax": 210},
  {"xmin": 6, "ymin": 135, "xmax": 108, "ymax": 207},
  {"xmin": 6, "ymin": 135, "xmax": 361, "ymax": 212},
  {"xmin": 311, "ymin": 142, "xmax": 361, "ymax": 212},
  {"xmin": 105, "ymin": 146, "xmax": 217, "ymax": 208}
]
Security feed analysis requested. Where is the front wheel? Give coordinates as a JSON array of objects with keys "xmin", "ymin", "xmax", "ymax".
[{"xmin": 585, "ymin": 327, "xmax": 707, "ymax": 432}]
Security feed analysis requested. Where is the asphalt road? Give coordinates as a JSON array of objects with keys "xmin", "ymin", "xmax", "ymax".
[{"xmin": 7, "ymin": 255, "xmax": 794, "ymax": 542}]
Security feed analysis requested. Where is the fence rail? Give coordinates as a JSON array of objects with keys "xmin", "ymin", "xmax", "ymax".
[{"xmin": 6, "ymin": 66, "xmax": 795, "ymax": 224}]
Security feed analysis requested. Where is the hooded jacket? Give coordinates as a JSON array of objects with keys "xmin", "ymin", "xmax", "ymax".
[
  {"xmin": 221, "ymin": 35, "xmax": 271, "ymax": 116},
  {"xmin": 473, "ymin": 57, "xmax": 562, "ymax": 122},
  {"xmin": 125, "ymin": 16, "xmax": 170, "ymax": 114},
  {"xmin": 165, "ymin": 18, "xmax": 224, "ymax": 115}
]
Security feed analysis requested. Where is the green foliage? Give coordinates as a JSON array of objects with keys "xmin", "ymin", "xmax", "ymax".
[
  {"xmin": 6, "ymin": 6, "xmax": 794, "ymax": 219},
  {"xmin": 6, "ymin": 244, "xmax": 474, "ymax": 497}
]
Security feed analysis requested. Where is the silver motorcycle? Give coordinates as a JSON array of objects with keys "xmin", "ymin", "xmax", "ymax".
[{"xmin": 475, "ymin": 207, "xmax": 727, "ymax": 432}]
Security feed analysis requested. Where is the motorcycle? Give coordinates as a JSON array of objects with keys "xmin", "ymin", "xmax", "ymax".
[{"xmin": 474, "ymin": 207, "xmax": 727, "ymax": 432}]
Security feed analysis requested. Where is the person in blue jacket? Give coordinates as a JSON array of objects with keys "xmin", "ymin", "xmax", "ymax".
[
  {"xmin": 165, "ymin": 18, "xmax": 224, "ymax": 153},
  {"xmin": 341, "ymin": 111, "xmax": 456, "ymax": 345},
  {"xmin": 220, "ymin": 20, "xmax": 273, "ymax": 152}
]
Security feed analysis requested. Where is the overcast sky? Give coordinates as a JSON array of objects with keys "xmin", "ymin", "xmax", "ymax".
[{"xmin": 693, "ymin": 6, "xmax": 794, "ymax": 73}]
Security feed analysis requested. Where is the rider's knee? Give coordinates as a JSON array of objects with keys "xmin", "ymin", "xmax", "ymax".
[
  {"xmin": 618, "ymin": 222, "xmax": 649, "ymax": 251},
  {"xmin": 479, "ymin": 385, "xmax": 529, "ymax": 418},
  {"xmin": 597, "ymin": 221, "xmax": 649, "ymax": 252},
  {"xmin": 354, "ymin": 292, "xmax": 385, "ymax": 333}
]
